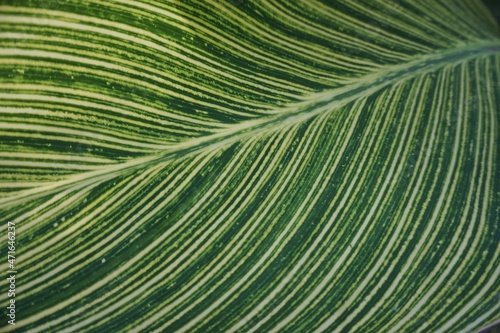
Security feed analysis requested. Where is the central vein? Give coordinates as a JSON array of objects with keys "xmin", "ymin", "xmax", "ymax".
[{"xmin": 2, "ymin": 40, "xmax": 499, "ymax": 209}]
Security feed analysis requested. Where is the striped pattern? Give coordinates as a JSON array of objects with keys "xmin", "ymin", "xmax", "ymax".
[{"xmin": 0, "ymin": 0, "xmax": 499, "ymax": 332}]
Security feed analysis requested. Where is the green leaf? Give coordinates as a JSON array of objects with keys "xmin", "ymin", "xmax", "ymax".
[{"xmin": 0, "ymin": 0, "xmax": 499, "ymax": 332}]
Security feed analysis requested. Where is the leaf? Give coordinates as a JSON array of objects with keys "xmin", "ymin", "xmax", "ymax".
[{"xmin": 0, "ymin": 0, "xmax": 499, "ymax": 332}]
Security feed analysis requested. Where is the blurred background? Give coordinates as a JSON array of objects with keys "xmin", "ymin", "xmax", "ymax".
[{"xmin": 484, "ymin": 0, "xmax": 500, "ymax": 25}]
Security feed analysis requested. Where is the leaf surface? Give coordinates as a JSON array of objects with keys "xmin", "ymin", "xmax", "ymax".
[{"xmin": 0, "ymin": 1, "xmax": 499, "ymax": 332}]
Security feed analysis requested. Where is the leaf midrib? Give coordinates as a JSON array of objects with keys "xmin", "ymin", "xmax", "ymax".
[{"xmin": 2, "ymin": 39, "xmax": 500, "ymax": 210}]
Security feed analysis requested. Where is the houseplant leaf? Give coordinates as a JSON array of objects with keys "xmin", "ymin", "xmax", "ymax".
[{"xmin": 0, "ymin": 0, "xmax": 499, "ymax": 332}]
